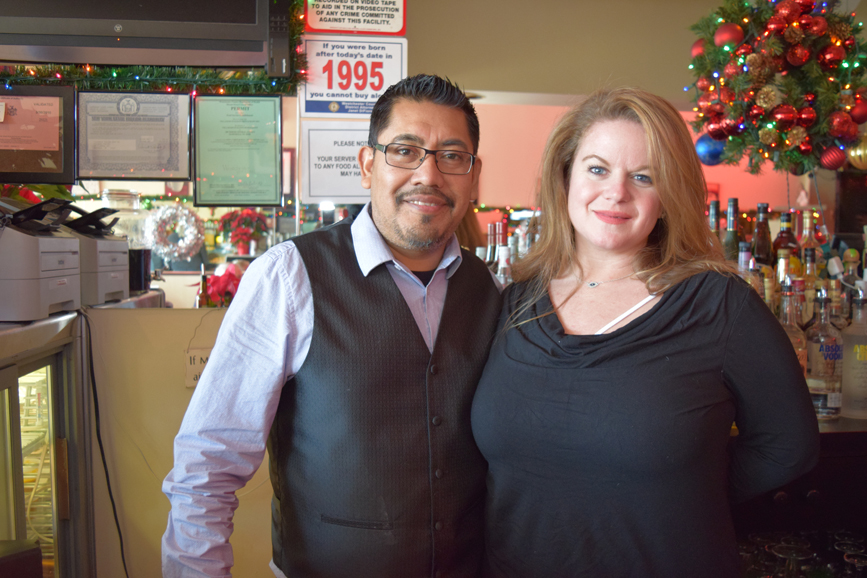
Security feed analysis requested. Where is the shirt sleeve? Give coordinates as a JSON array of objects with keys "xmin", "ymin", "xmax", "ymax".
[
  {"xmin": 722, "ymin": 283, "xmax": 820, "ymax": 504},
  {"xmin": 161, "ymin": 243, "xmax": 313, "ymax": 577}
]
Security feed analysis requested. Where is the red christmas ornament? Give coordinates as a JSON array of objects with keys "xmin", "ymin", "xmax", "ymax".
[
  {"xmin": 809, "ymin": 16, "xmax": 828, "ymax": 36},
  {"xmin": 696, "ymin": 77, "xmax": 712, "ymax": 92},
  {"xmin": 748, "ymin": 105, "xmax": 765, "ymax": 123},
  {"xmin": 817, "ymin": 44, "xmax": 845, "ymax": 69},
  {"xmin": 706, "ymin": 122, "xmax": 728, "ymax": 141},
  {"xmin": 843, "ymin": 122, "xmax": 860, "ymax": 143},
  {"xmin": 804, "ymin": 93, "xmax": 817, "ymax": 106},
  {"xmin": 851, "ymin": 101, "xmax": 867, "ymax": 124},
  {"xmin": 786, "ymin": 45, "xmax": 811, "ymax": 67},
  {"xmin": 819, "ymin": 146, "xmax": 846, "ymax": 170},
  {"xmin": 771, "ymin": 104, "xmax": 799, "ymax": 131},
  {"xmin": 697, "ymin": 92, "xmax": 714, "ymax": 112},
  {"xmin": 798, "ymin": 140, "xmax": 813, "ymax": 155},
  {"xmin": 707, "ymin": 102, "xmax": 727, "ymax": 119},
  {"xmin": 718, "ymin": 86, "xmax": 735, "ymax": 104},
  {"xmin": 766, "ymin": 15, "xmax": 788, "ymax": 34},
  {"xmin": 794, "ymin": 0, "xmax": 815, "ymax": 12},
  {"xmin": 844, "ymin": 36, "xmax": 857, "ymax": 50},
  {"xmin": 735, "ymin": 44, "xmax": 753, "ymax": 57},
  {"xmin": 714, "ymin": 23, "xmax": 745, "ymax": 47},
  {"xmin": 724, "ymin": 62, "xmax": 742, "ymax": 78},
  {"xmin": 691, "ymin": 38, "xmax": 706, "ymax": 59},
  {"xmin": 798, "ymin": 14, "xmax": 813, "ymax": 29},
  {"xmin": 798, "ymin": 107, "xmax": 817, "ymax": 127},
  {"xmin": 829, "ymin": 111, "xmax": 855, "ymax": 138},
  {"xmin": 775, "ymin": 0, "xmax": 802, "ymax": 23},
  {"xmin": 721, "ymin": 117, "xmax": 745, "ymax": 136}
]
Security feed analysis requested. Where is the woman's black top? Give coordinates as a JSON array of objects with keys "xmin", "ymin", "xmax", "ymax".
[{"xmin": 471, "ymin": 271, "xmax": 820, "ymax": 578}]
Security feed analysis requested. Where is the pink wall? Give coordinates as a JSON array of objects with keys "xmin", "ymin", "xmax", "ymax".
[{"xmin": 474, "ymin": 104, "xmax": 836, "ymax": 221}]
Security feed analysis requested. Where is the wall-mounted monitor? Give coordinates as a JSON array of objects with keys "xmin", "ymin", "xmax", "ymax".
[{"xmin": 0, "ymin": 0, "xmax": 272, "ymax": 68}]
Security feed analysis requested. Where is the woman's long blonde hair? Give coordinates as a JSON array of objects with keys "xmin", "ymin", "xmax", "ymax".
[{"xmin": 512, "ymin": 87, "xmax": 733, "ymax": 315}]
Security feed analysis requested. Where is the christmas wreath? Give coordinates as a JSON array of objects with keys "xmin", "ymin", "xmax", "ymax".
[
  {"xmin": 688, "ymin": 0, "xmax": 867, "ymax": 174},
  {"xmin": 146, "ymin": 204, "xmax": 205, "ymax": 262}
]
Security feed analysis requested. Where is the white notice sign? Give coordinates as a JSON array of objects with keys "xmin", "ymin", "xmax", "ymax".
[
  {"xmin": 184, "ymin": 348, "xmax": 212, "ymax": 389},
  {"xmin": 300, "ymin": 34, "xmax": 407, "ymax": 118},
  {"xmin": 301, "ymin": 120, "xmax": 371, "ymax": 204},
  {"xmin": 304, "ymin": 0, "xmax": 406, "ymax": 36}
]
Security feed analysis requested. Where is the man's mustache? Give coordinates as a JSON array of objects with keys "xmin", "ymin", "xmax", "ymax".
[{"xmin": 395, "ymin": 187, "xmax": 455, "ymax": 208}]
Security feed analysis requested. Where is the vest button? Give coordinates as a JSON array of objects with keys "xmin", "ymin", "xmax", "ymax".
[
  {"xmin": 431, "ymin": 416, "xmax": 442, "ymax": 426},
  {"xmin": 430, "ymin": 364, "xmax": 438, "ymax": 375},
  {"xmin": 435, "ymin": 468, "xmax": 443, "ymax": 479},
  {"xmin": 435, "ymin": 521, "xmax": 443, "ymax": 531}
]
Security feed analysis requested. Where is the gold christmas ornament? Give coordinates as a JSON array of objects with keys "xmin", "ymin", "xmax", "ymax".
[
  {"xmin": 787, "ymin": 126, "xmax": 808, "ymax": 148},
  {"xmin": 759, "ymin": 128, "xmax": 780, "ymax": 145},
  {"xmin": 847, "ymin": 132, "xmax": 867, "ymax": 169},
  {"xmin": 829, "ymin": 21, "xmax": 852, "ymax": 41},
  {"xmin": 841, "ymin": 90, "xmax": 856, "ymax": 107},
  {"xmin": 784, "ymin": 26, "xmax": 805, "ymax": 44},
  {"xmin": 756, "ymin": 86, "xmax": 777, "ymax": 109}
]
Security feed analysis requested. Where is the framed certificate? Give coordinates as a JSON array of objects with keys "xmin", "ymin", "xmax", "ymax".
[
  {"xmin": 0, "ymin": 85, "xmax": 75, "ymax": 184},
  {"xmin": 77, "ymin": 91, "xmax": 191, "ymax": 180},
  {"xmin": 193, "ymin": 95, "xmax": 282, "ymax": 207}
]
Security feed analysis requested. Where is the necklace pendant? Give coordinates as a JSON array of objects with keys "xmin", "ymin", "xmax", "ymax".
[{"xmin": 588, "ymin": 281, "xmax": 600, "ymax": 288}]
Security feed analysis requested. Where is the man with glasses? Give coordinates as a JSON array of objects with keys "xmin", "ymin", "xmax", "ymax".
[{"xmin": 162, "ymin": 74, "xmax": 502, "ymax": 578}]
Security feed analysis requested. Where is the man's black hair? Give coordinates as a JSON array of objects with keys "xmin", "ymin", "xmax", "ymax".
[{"xmin": 368, "ymin": 74, "xmax": 480, "ymax": 154}]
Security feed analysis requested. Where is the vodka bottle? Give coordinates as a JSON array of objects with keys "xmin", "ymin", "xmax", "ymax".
[
  {"xmin": 805, "ymin": 293, "xmax": 843, "ymax": 420},
  {"xmin": 842, "ymin": 289, "xmax": 867, "ymax": 418},
  {"xmin": 802, "ymin": 248, "xmax": 818, "ymax": 324},
  {"xmin": 829, "ymin": 279, "xmax": 850, "ymax": 330},
  {"xmin": 737, "ymin": 242, "xmax": 763, "ymax": 295},
  {"xmin": 722, "ymin": 198, "xmax": 741, "ymax": 261},
  {"xmin": 752, "ymin": 202, "xmax": 774, "ymax": 267},
  {"xmin": 841, "ymin": 248, "xmax": 861, "ymax": 322},
  {"xmin": 779, "ymin": 284, "xmax": 808, "ymax": 377},
  {"xmin": 495, "ymin": 246, "xmax": 512, "ymax": 285},
  {"xmin": 485, "ymin": 223, "xmax": 497, "ymax": 269}
]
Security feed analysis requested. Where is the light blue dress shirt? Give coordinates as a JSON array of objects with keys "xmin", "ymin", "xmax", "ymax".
[{"xmin": 162, "ymin": 204, "xmax": 495, "ymax": 577}]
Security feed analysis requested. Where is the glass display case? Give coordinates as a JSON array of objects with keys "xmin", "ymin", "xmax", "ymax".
[{"xmin": 0, "ymin": 313, "xmax": 92, "ymax": 577}]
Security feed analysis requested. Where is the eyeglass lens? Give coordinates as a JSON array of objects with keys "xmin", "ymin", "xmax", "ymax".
[{"xmin": 384, "ymin": 144, "xmax": 473, "ymax": 174}]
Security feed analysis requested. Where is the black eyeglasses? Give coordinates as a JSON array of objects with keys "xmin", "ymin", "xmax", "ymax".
[{"xmin": 371, "ymin": 143, "xmax": 476, "ymax": 175}]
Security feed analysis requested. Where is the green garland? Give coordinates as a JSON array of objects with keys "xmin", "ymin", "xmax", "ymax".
[
  {"xmin": 688, "ymin": 0, "xmax": 867, "ymax": 174},
  {"xmin": 0, "ymin": 0, "xmax": 307, "ymax": 95}
]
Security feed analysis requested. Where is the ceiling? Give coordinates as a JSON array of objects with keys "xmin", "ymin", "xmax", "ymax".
[{"xmin": 405, "ymin": 0, "xmax": 865, "ymax": 110}]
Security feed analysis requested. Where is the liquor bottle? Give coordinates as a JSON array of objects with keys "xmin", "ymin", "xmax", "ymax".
[
  {"xmin": 722, "ymin": 198, "xmax": 741, "ymax": 261},
  {"xmin": 485, "ymin": 223, "xmax": 497, "ymax": 269},
  {"xmin": 773, "ymin": 213, "xmax": 800, "ymax": 266},
  {"xmin": 798, "ymin": 210, "xmax": 821, "ymax": 264},
  {"xmin": 752, "ymin": 202, "xmax": 774, "ymax": 268},
  {"xmin": 842, "ymin": 287, "xmax": 867, "ymax": 418},
  {"xmin": 805, "ymin": 291, "xmax": 844, "ymax": 420},
  {"xmin": 495, "ymin": 245, "xmax": 512, "ymax": 285},
  {"xmin": 737, "ymin": 241, "xmax": 763, "ymax": 295},
  {"xmin": 802, "ymin": 248, "xmax": 818, "ymax": 324},
  {"xmin": 829, "ymin": 279, "xmax": 850, "ymax": 330},
  {"xmin": 841, "ymin": 248, "xmax": 861, "ymax": 321},
  {"xmin": 195, "ymin": 264, "xmax": 211, "ymax": 308},
  {"xmin": 708, "ymin": 200, "xmax": 721, "ymax": 240},
  {"xmin": 779, "ymin": 284, "xmax": 808, "ymax": 377}
]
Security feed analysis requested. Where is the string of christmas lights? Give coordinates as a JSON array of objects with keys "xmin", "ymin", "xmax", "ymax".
[{"xmin": 0, "ymin": 0, "xmax": 307, "ymax": 95}]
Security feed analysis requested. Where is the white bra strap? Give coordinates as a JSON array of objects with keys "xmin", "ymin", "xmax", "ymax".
[{"xmin": 595, "ymin": 294, "xmax": 657, "ymax": 335}]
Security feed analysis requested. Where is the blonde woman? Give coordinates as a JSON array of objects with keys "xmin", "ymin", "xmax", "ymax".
[{"xmin": 471, "ymin": 88, "xmax": 819, "ymax": 577}]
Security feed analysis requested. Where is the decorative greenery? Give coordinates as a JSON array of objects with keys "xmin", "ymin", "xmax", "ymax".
[
  {"xmin": 0, "ymin": 0, "xmax": 307, "ymax": 95},
  {"xmin": 687, "ymin": 0, "xmax": 867, "ymax": 174}
]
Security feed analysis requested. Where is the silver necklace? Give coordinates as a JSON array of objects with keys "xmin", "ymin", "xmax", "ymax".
[{"xmin": 585, "ymin": 272, "xmax": 635, "ymax": 288}]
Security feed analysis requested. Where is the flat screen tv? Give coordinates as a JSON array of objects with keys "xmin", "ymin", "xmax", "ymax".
[{"xmin": 0, "ymin": 0, "xmax": 270, "ymax": 68}]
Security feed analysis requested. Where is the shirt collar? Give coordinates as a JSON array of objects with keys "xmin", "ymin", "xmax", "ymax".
[{"xmin": 351, "ymin": 202, "xmax": 463, "ymax": 278}]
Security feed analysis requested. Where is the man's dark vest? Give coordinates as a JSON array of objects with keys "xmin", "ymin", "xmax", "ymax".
[{"xmin": 268, "ymin": 219, "xmax": 501, "ymax": 578}]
